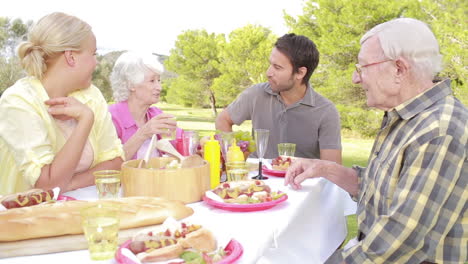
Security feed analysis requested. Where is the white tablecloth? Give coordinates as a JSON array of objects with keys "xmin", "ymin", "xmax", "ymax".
[{"xmin": 1, "ymin": 171, "xmax": 356, "ymax": 264}]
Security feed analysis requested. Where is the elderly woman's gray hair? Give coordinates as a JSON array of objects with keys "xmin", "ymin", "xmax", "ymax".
[
  {"xmin": 361, "ymin": 18, "xmax": 442, "ymax": 80},
  {"xmin": 110, "ymin": 52, "xmax": 164, "ymax": 102}
]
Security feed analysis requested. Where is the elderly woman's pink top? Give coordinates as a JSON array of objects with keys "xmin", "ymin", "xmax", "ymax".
[{"xmin": 108, "ymin": 101, "xmax": 164, "ymax": 159}]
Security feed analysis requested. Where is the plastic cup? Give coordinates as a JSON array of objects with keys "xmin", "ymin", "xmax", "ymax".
[
  {"xmin": 94, "ymin": 170, "xmax": 121, "ymax": 199},
  {"xmin": 182, "ymin": 130, "xmax": 199, "ymax": 156},
  {"xmin": 160, "ymin": 116, "xmax": 177, "ymax": 140},
  {"xmin": 81, "ymin": 204, "xmax": 120, "ymax": 260},
  {"xmin": 277, "ymin": 143, "xmax": 296, "ymax": 158},
  {"xmin": 226, "ymin": 161, "xmax": 249, "ymax": 181}
]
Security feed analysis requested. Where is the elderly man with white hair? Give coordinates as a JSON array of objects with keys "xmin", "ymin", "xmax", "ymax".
[
  {"xmin": 285, "ymin": 18, "xmax": 467, "ymax": 263},
  {"xmin": 109, "ymin": 52, "xmax": 178, "ymax": 160}
]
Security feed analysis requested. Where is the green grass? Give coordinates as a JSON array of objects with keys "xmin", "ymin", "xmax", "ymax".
[
  {"xmin": 158, "ymin": 102, "xmax": 373, "ymax": 246},
  {"xmin": 157, "ymin": 102, "xmax": 252, "ymax": 136}
]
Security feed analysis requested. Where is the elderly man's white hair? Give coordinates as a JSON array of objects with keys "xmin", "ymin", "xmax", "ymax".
[
  {"xmin": 110, "ymin": 51, "xmax": 164, "ymax": 102},
  {"xmin": 361, "ymin": 18, "xmax": 442, "ymax": 80}
]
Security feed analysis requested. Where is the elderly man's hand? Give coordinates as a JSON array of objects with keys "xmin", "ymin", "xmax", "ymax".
[{"xmin": 284, "ymin": 158, "xmax": 330, "ymax": 190}]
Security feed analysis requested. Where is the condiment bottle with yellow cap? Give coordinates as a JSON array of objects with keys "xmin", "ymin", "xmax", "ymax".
[
  {"xmin": 226, "ymin": 139, "xmax": 244, "ymax": 163},
  {"xmin": 204, "ymin": 135, "xmax": 221, "ymax": 189}
]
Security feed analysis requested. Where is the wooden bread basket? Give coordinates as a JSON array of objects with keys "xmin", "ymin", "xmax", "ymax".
[{"xmin": 121, "ymin": 157, "xmax": 210, "ymax": 204}]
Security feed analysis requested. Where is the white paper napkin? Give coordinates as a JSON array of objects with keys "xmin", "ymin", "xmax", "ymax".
[{"xmin": 205, "ymin": 190, "xmax": 224, "ymax": 202}]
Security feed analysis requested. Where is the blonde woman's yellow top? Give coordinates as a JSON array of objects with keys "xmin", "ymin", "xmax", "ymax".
[{"xmin": 0, "ymin": 77, "xmax": 124, "ymax": 195}]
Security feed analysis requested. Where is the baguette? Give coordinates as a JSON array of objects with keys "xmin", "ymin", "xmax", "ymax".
[{"xmin": 0, "ymin": 197, "xmax": 193, "ymax": 242}]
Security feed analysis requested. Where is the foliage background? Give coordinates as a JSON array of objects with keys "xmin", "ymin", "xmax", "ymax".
[{"xmin": 1, "ymin": 0, "xmax": 466, "ymax": 137}]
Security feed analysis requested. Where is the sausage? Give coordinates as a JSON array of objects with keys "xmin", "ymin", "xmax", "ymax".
[
  {"xmin": 0, "ymin": 189, "xmax": 54, "ymax": 209},
  {"xmin": 129, "ymin": 223, "xmax": 216, "ymax": 262}
]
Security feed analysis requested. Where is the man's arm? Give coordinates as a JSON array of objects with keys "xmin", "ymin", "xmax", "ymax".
[
  {"xmin": 215, "ymin": 109, "xmax": 234, "ymax": 132},
  {"xmin": 320, "ymin": 148, "xmax": 342, "ymax": 165},
  {"xmin": 285, "ymin": 159, "xmax": 359, "ymax": 196}
]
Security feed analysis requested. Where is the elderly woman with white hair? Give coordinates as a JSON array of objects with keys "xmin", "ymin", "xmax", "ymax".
[{"xmin": 109, "ymin": 52, "xmax": 178, "ymax": 160}]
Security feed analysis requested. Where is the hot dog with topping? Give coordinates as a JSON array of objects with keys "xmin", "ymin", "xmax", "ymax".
[
  {"xmin": 0, "ymin": 189, "xmax": 55, "ymax": 209},
  {"xmin": 128, "ymin": 222, "xmax": 217, "ymax": 262},
  {"xmin": 212, "ymin": 180, "xmax": 285, "ymax": 204}
]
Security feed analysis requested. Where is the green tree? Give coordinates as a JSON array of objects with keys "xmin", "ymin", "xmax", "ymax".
[
  {"xmin": 164, "ymin": 76, "xmax": 206, "ymax": 107},
  {"xmin": 409, "ymin": 0, "xmax": 468, "ymax": 104},
  {"xmin": 0, "ymin": 17, "xmax": 29, "ymax": 93},
  {"xmin": 0, "ymin": 56, "xmax": 24, "ymax": 92},
  {"xmin": 165, "ymin": 30, "xmax": 224, "ymax": 115},
  {"xmin": 284, "ymin": 0, "xmax": 418, "ymax": 107},
  {"xmin": 284, "ymin": 0, "xmax": 467, "ymax": 106},
  {"xmin": 93, "ymin": 51, "xmax": 124, "ymax": 102},
  {"xmin": 213, "ymin": 24, "xmax": 276, "ymax": 106}
]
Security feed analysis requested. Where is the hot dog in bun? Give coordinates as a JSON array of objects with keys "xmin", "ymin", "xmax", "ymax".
[
  {"xmin": 211, "ymin": 180, "xmax": 285, "ymax": 204},
  {"xmin": 128, "ymin": 222, "xmax": 217, "ymax": 262},
  {"xmin": 0, "ymin": 188, "xmax": 57, "ymax": 210}
]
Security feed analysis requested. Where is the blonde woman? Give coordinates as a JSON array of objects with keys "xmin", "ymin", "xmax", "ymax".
[{"xmin": 0, "ymin": 12, "xmax": 124, "ymax": 195}]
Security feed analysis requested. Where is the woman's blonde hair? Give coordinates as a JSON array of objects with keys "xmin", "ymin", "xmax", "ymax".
[{"xmin": 17, "ymin": 12, "xmax": 92, "ymax": 79}]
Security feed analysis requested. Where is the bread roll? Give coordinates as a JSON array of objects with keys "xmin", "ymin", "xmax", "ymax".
[
  {"xmin": 137, "ymin": 243, "xmax": 184, "ymax": 262},
  {"xmin": 0, "ymin": 197, "xmax": 193, "ymax": 242},
  {"xmin": 131, "ymin": 226, "xmax": 217, "ymax": 262},
  {"xmin": 178, "ymin": 228, "xmax": 217, "ymax": 252}
]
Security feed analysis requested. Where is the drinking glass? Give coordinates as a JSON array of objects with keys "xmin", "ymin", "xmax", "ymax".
[
  {"xmin": 218, "ymin": 132, "xmax": 233, "ymax": 162},
  {"xmin": 182, "ymin": 130, "xmax": 199, "ymax": 156},
  {"xmin": 226, "ymin": 161, "xmax": 249, "ymax": 181},
  {"xmin": 252, "ymin": 129, "xmax": 269, "ymax": 180},
  {"xmin": 160, "ymin": 128, "xmax": 176, "ymax": 140},
  {"xmin": 277, "ymin": 143, "xmax": 296, "ymax": 158},
  {"xmin": 81, "ymin": 204, "xmax": 120, "ymax": 260},
  {"xmin": 94, "ymin": 170, "xmax": 121, "ymax": 199}
]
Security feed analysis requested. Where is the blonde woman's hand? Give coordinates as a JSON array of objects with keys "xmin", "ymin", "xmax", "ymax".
[
  {"xmin": 140, "ymin": 113, "xmax": 177, "ymax": 139},
  {"xmin": 45, "ymin": 97, "xmax": 94, "ymax": 122}
]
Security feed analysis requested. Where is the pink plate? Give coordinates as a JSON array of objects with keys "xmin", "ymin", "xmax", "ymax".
[
  {"xmin": 262, "ymin": 166, "xmax": 286, "ymax": 177},
  {"xmin": 57, "ymin": 195, "xmax": 76, "ymax": 201},
  {"xmin": 202, "ymin": 193, "xmax": 288, "ymax": 212},
  {"xmin": 115, "ymin": 238, "xmax": 243, "ymax": 264}
]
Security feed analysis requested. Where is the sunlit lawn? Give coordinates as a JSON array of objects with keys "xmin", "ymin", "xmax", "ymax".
[{"xmin": 158, "ymin": 102, "xmax": 374, "ymax": 245}]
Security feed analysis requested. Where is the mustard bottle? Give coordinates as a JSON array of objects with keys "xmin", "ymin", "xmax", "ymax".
[
  {"xmin": 226, "ymin": 139, "xmax": 244, "ymax": 163},
  {"xmin": 204, "ymin": 135, "xmax": 221, "ymax": 189}
]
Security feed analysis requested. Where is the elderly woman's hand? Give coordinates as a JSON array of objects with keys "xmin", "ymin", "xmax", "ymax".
[
  {"xmin": 140, "ymin": 113, "xmax": 177, "ymax": 139},
  {"xmin": 45, "ymin": 97, "xmax": 94, "ymax": 122}
]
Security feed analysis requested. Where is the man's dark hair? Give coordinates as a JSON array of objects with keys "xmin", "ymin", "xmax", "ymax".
[{"xmin": 274, "ymin": 33, "xmax": 319, "ymax": 84}]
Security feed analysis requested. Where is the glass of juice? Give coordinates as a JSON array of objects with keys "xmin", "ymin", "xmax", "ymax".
[
  {"xmin": 277, "ymin": 143, "xmax": 296, "ymax": 158},
  {"xmin": 94, "ymin": 170, "xmax": 121, "ymax": 199},
  {"xmin": 226, "ymin": 161, "xmax": 249, "ymax": 181},
  {"xmin": 81, "ymin": 203, "xmax": 120, "ymax": 260}
]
